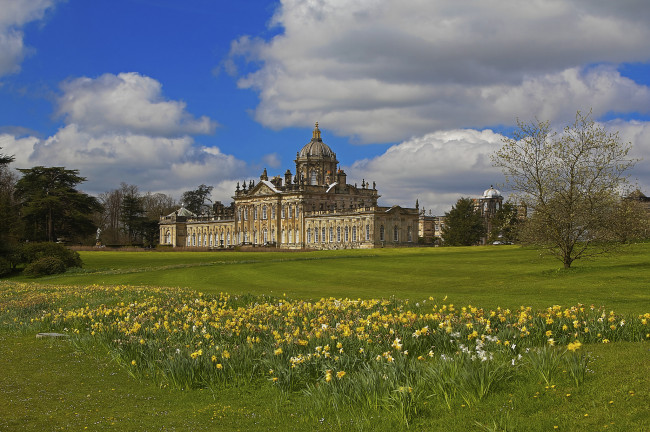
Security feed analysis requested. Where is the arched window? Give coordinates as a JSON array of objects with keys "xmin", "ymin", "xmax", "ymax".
[
  {"xmin": 315, "ymin": 227, "xmax": 319, "ymax": 243},
  {"xmin": 329, "ymin": 227, "xmax": 334, "ymax": 243},
  {"xmin": 263, "ymin": 228, "xmax": 268, "ymax": 243},
  {"xmin": 165, "ymin": 230, "xmax": 171, "ymax": 244},
  {"xmin": 380, "ymin": 225, "xmax": 385, "ymax": 241},
  {"xmin": 244, "ymin": 231, "xmax": 249, "ymax": 243},
  {"xmin": 366, "ymin": 224, "xmax": 370, "ymax": 241},
  {"xmin": 321, "ymin": 227, "xmax": 326, "ymax": 243},
  {"xmin": 394, "ymin": 226, "xmax": 399, "ymax": 242},
  {"xmin": 288, "ymin": 229, "xmax": 293, "ymax": 243},
  {"xmin": 307, "ymin": 228, "xmax": 311, "ymax": 243},
  {"xmin": 192, "ymin": 233, "xmax": 196, "ymax": 246},
  {"xmin": 227, "ymin": 232, "xmax": 230, "ymax": 246},
  {"xmin": 187, "ymin": 236, "xmax": 191, "ymax": 246},
  {"xmin": 407, "ymin": 226, "xmax": 412, "ymax": 242},
  {"xmin": 344, "ymin": 226, "xmax": 349, "ymax": 242},
  {"xmin": 209, "ymin": 234, "xmax": 213, "ymax": 247},
  {"xmin": 337, "ymin": 226, "xmax": 341, "ymax": 242}
]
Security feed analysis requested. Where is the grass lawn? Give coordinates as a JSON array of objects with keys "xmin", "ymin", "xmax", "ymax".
[
  {"xmin": 2, "ymin": 244, "xmax": 649, "ymax": 431},
  {"xmin": 13, "ymin": 244, "xmax": 650, "ymax": 314}
]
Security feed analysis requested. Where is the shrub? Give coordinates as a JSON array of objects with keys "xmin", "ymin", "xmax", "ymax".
[
  {"xmin": 0, "ymin": 257, "xmax": 11, "ymax": 277},
  {"xmin": 21, "ymin": 242, "xmax": 82, "ymax": 268},
  {"xmin": 24, "ymin": 257, "xmax": 67, "ymax": 276}
]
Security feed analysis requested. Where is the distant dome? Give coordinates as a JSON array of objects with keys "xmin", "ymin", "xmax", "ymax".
[
  {"xmin": 298, "ymin": 122, "xmax": 336, "ymax": 159},
  {"xmin": 483, "ymin": 186, "xmax": 501, "ymax": 199}
]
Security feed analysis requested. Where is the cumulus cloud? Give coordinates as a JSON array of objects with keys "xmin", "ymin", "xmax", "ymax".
[
  {"xmin": 58, "ymin": 73, "xmax": 217, "ymax": 137},
  {"xmin": 0, "ymin": 0, "xmax": 58, "ymax": 77},
  {"xmin": 346, "ymin": 129, "xmax": 505, "ymax": 214},
  {"xmin": 4, "ymin": 73, "xmax": 247, "ymax": 199},
  {"xmin": 345, "ymin": 120, "xmax": 650, "ymax": 215},
  {"xmin": 229, "ymin": 0, "xmax": 650, "ymax": 142}
]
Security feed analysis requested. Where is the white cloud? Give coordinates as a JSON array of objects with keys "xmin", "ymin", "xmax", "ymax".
[
  {"xmin": 0, "ymin": 0, "xmax": 57, "ymax": 77},
  {"xmin": 230, "ymin": 0, "xmax": 650, "ymax": 143},
  {"xmin": 4, "ymin": 73, "xmax": 247, "ymax": 200},
  {"xmin": 346, "ymin": 129, "xmax": 505, "ymax": 214},
  {"xmin": 58, "ymin": 73, "xmax": 217, "ymax": 137},
  {"xmin": 345, "ymin": 119, "xmax": 650, "ymax": 215}
]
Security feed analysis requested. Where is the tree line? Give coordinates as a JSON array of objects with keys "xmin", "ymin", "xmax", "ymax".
[{"xmin": 0, "ymin": 148, "xmax": 215, "ymax": 275}]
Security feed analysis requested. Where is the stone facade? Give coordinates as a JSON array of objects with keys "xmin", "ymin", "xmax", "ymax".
[{"xmin": 159, "ymin": 123, "xmax": 419, "ymax": 250}]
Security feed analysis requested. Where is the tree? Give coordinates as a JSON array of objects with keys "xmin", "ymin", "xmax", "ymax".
[
  {"xmin": 181, "ymin": 184, "xmax": 213, "ymax": 215},
  {"xmin": 15, "ymin": 167, "xmax": 102, "ymax": 243},
  {"xmin": 120, "ymin": 186, "xmax": 146, "ymax": 244},
  {"xmin": 441, "ymin": 197, "xmax": 486, "ymax": 246},
  {"xmin": 487, "ymin": 201, "xmax": 520, "ymax": 244},
  {"xmin": 492, "ymin": 111, "xmax": 641, "ymax": 268},
  {"xmin": 0, "ymin": 147, "xmax": 14, "ymax": 166}
]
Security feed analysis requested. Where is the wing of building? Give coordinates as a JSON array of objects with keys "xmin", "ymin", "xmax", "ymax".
[{"xmin": 159, "ymin": 123, "xmax": 419, "ymax": 249}]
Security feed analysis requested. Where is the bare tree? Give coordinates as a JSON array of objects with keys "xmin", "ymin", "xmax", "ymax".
[{"xmin": 492, "ymin": 111, "xmax": 643, "ymax": 268}]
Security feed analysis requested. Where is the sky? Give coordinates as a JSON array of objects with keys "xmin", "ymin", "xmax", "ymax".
[{"xmin": 1, "ymin": 0, "xmax": 649, "ymax": 215}]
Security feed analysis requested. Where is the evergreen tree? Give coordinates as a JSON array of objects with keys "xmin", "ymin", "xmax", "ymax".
[
  {"xmin": 441, "ymin": 197, "xmax": 486, "ymax": 246},
  {"xmin": 15, "ymin": 167, "xmax": 102, "ymax": 243}
]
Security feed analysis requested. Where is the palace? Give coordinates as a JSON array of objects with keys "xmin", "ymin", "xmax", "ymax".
[{"xmin": 159, "ymin": 123, "xmax": 419, "ymax": 249}]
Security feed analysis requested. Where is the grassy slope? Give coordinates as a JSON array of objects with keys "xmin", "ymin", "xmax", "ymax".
[
  {"xmin": 1, "ymin": 333, "xmax": 647, "ymax": 431},
  {"xmin": 3, "ymin": 244, "xmax": 649, "ymax": 431},
  {"xmin": 14, "ymin": 244, "xmax": 650, "ymax": 314}
]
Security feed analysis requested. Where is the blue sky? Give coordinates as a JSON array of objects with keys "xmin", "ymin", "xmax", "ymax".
[{"xmin": 1, "ymin": 0, "xmax": 649, "ymax": 214}]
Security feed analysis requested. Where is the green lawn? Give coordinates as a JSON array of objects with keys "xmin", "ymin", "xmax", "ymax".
[
  {"xmin": 2, "ymin": 244, "xmax": 649, "ymax": 431},
  {"xmin": 14, "ymin": 244, "xmax": 650, "ymax": 314}
]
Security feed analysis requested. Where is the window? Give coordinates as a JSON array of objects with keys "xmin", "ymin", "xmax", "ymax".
[
  {"xmin": 307, "ymin": 228, "xmax": 311, "ymax": 243},
  {"xmin": 337, "ymin": 226, "xmax": 341, "ymax": 242},
  {"xmin": 281, "ymin": 205, "xmax": 286, "ymax": 218},
  {"xmin": 254, "ymin": 207, "xmax": 258, "ymax": 220},
  {"xmin": 329, "ymin": 227, "xmax": 334, "ymax": 243},
  {"xmin": 295, "ymin": 229, "xmax": 299, "ymax": 243},
  {"xmin": 315, "ymin": 228, "xmax": 319, "ymax": 243},
  {"xmin": 243, "ymin": 208, "xmax": 248, "ymax": 220},
  {"xmin": 352, "ymin": 226, "xmax": 357, "ymax": 242},
  {"xmin": 380, "ymin": 225, "xmax": 385, "ymax": 241},
  {"xmin": 282, "ymin": 229, "xmax": 286, "ymax": 243},
  {"xmin": 271, "ymin": 205, "xmax": 275, "ymax": 219},
  {"xmin": 311, "ymin": 170, "xmax": 317, "ymax": 185},
  {"xmin": 227, "ymin": 232, "xmax": 230, "ymax": 246},
  {"xmin": 192, "ymin": 233, "xmax": 196, "ymax": 246},
  {"xmin": 209, "ymin": 234, "xmax": 213, "ymax": 247},
  {"xmin": 288, "ymin": 205, "xmax": 293, "ymax": 218},
  {"xmin": 165, "ymin": 230, "xmax": 171, "ymax": 244},
  {"xmin": 294, "ymin": 205, "xmax": 298, "ymax": 219},
  {"xmin": 288, "ymin": 229, "xmax": 293, "ymax": 243},
  {"xmin": 365, "ymin": 224, "xmax": 370, "ymax": 241},
  {"xmin": 262, "ymin": 205, "xmax": 267, "ymax": 220},
  {"xmin": 263, "ymin": 228, "xmax": 268, "ymax": 243},
  {"xmin": 321, "ymin": 227, "xmax": 326, "ymax": 243},
  {"xmin": 254, "ymin": 231, "xmax": 258, "ymax": 244},
  {"xmin": 407, "ymin": 226, "xmax": 412, "ymax": 242},
  {"xmin": 345, "ymin": 226, "xmax": 349, "ymax": 242},
  {"xmin": 187, "ymin": 236, "xmax": 191, "ymax": 246},
  {"xmin": 393, "ymin": 226, "xmax": 399, "ymax": 242}
]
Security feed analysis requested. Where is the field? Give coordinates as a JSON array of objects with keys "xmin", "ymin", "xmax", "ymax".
[{"xmin": 1, "ymin": 244, "xmax": 649, "ymax": 431}]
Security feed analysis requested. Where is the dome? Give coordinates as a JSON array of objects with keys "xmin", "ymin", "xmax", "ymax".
[
  {"xmin": 297, "ymin": 122, "xmax": 336, "ymax": 159},
  {"xmin": 483, "ymin": 186, "xmax": 501, "ymax": 199}
]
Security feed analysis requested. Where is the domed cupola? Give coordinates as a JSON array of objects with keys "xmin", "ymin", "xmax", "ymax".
[
  {"xmin": 483, "ymin": 185, "xmax": 502, "ymax": 199},
  {"xmin": 295, "ymin": 122, "xmax": 339, "ymax": 186},
  {"xmin": 298, "ymin": 122, "xmax": 336, "ymax": 159}
]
